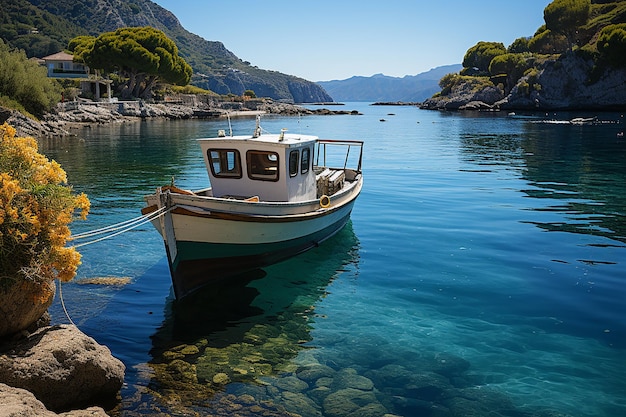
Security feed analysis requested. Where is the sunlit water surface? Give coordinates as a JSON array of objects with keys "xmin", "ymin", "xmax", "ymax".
[{"xmin": 40, "ymin": 103, "xmax": 626, "ymax": 416}]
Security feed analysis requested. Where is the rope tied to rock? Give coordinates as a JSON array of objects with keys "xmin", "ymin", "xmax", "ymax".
[{"xmin": 58, "ymin": 206, "xmax": 172, "ymax": 325}]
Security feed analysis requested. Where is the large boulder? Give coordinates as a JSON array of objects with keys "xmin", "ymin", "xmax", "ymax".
[
  {"xmin": 0, "ymin": 383, "xmax": 108, "ymax": 417},
  {"xmin": 0, "ymin": 325, "xmax": 125, "ymax": 412},
  {"xmin": 0, "ymin": 279, "xmax": 55, "ymax": 338}
]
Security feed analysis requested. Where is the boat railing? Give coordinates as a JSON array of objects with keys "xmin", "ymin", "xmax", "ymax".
[{"xmin": 315, "ymin": 139, "xmax": 364, "ymax": 173}]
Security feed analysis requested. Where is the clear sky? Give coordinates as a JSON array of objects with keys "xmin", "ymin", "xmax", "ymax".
[{"xmin": 152, "ymin": 0, "xmax": 552, "ymax": 82}]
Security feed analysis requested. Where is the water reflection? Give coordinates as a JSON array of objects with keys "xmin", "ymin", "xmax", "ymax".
[
  {"xmin": 456, "ymin": 112, "xmax": 626, "ymax": 244},
  {"xmin": 126, "ymin": 223, "xmax": 360, "ymax": 415},
  {"xmin": 521, "ymin": 118, "xmax": 626, "ymax": 243}
]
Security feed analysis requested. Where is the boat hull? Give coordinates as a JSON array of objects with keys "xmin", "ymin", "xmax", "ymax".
[
  {"xmin": 144, "ymin": 177, "xmax": 362, "ymax": 298},
  {"xmin": 166, "ymin": 208, "xmax": 353, "ymax": 298}
]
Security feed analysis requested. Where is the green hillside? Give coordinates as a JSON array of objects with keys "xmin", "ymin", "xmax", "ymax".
[
  {"xmin": 0, "ymin": 0, "xmax": 331, "ymax": 102},
  {"xmin": 423, "ymin": 0, "xmax": 626, "ymax": 110}
]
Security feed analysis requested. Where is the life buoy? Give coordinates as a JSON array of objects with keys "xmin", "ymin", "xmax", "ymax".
[{"xmin": 320, "ymin": 195, "xmax": 331, "ymax": 208}]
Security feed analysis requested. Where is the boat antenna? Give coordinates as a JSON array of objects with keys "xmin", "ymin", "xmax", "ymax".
[
  {"xmin": 253, "ymin": 115, "xmax": 262, "ymax": 138},
  {"xmin": 227, "ymin": 113, "xmax": 233, "ymax": 136}
]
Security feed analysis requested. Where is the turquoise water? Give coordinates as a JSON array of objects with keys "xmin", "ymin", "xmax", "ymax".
[{"xmin": 40, "ymin": 103, "xmax": 625, "ymax": 416}]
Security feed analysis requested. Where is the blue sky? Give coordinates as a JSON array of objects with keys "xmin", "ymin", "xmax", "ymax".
[{"xmin": 152, "ymin": 0, "xmax": 552, "ymax": 81}]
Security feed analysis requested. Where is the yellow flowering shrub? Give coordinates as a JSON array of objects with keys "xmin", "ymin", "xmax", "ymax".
[{"xmin": 0, "ymin": 122, "xmax": 90, "ymax": 299}]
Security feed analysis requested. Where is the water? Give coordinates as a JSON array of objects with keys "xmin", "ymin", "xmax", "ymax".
[{"xmin": 38, "ymin": 103, "xmax": 626, "ymax": 416}]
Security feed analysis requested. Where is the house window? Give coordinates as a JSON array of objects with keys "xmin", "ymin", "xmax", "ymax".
[
  {"xmin": 289, "ymin": 150, "xmax": 299, "ymax": 177},
  {"xmin": 208, "ymin": 149, "xmax": 242, "ymax": 178},
  {"xmin": 247, "ymin": 150, "xmax": 279, "ymax": 181},
  {"xmin": 301, "ymin": 147, "xmax": 310, "ymax": 174}
]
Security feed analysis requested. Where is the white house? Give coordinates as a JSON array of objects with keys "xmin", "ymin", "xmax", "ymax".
[
  {"xmin": 41, "ymin": 51, "xmax": 89, "ymax": 78},
  {"xmin": 41, "ymin": 51, "xmax": 112, "ymax": 101}
]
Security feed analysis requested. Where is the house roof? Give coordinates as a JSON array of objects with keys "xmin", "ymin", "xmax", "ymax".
[{"xmin": 41, "ymin": 51, "xmax": 74, "ymax": 61}]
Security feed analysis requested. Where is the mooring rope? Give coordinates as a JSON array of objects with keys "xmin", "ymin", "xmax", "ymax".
[
  {"xmin": 58, "ymin": 204, "xmax": 172, "ymax": 325},
  {"xmin": 69, "ymin": 211, "xmax": 160, "ymax": 240},
  {"xmin": 70, "ymin": 206, "xmax": 170, "ymax": 248},
  {"xmin": 57, "ymin": 278, "xmax": 76, "ymax": 326}
]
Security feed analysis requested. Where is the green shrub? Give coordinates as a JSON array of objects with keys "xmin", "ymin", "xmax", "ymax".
[
  {"xmin": 0, "ymin": 123, "xmax": 90, "ymax": 300},
  {"xmin": 0, "ymin": 40, "xmax": 61, "ymax": 118}
]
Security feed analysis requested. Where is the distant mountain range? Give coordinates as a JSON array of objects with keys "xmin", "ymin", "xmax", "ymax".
[{"xmin": 316, "ymin": 64, "xmax": 462, "ymax": 103}]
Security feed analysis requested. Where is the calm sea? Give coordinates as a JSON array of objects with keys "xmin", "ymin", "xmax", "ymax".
[{"xmin": 39, "ymin": 103, "xmax": 625, "ymax": 417}]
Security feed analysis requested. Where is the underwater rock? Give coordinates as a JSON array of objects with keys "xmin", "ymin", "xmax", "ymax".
[
  {"xmin": 322, "ymin": 388, "xmax": 383, "ymax": 417},
  {"xmin": 444, "ymin": 386, "xmax": 517, "ymax": 416},
  {"xmin": 365, "ymin": 364, "xmax": 416, "ymax": 387},
  {"xmin": 212, "ymin": 372, "xmax": 230, "ymax": 385},
  {"xmin": 165, "ymin": 359, "xmax": 198, "ymax": 384},
  {"xmin": 430, "ymin": 352, "xmax": 471, "ymax": 377},
  {"xmin": 281, "ymin": 391, "xmax": 322, "ymax": 417},
  {"xmin": 273, "ymin": 375, "xmax": 309, "ymax": 393},
  {"xmin": 404, "ymin": 371, "xmax": 450, "ymax": 400},
  {"xmin": 308, "ymin": 386, "xmax": 332, "ymax": 404},
  {"xmin": 296, "ymin": 364, "xmax": 336, "ymax": 383},
  {"xmin": 332, "ymin": 368, "xmax": 374, "ymax": 391}
]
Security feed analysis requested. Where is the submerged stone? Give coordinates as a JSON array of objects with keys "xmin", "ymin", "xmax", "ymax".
[{"xmin": 323, "ymin": 388, "xmax": 380, "ymax": 417}]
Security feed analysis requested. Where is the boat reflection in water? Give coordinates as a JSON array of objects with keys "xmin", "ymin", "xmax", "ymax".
[{"xmin": 140, "ymin": 222, "xmax": 360, "ymax": 415}]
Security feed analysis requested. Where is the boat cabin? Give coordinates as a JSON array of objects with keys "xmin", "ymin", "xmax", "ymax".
[{"xmin": 198, "ymin": 130, "xmax": 319, "ymax": 202}]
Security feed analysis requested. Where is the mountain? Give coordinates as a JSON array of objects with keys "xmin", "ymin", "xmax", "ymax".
[
  {"xmin": 0, "ymin": 0, "xmax": 332, "ymax": 103},
  {"xmin": 316, "ymin": 65, "xmax": 463, "ymax": 103}
]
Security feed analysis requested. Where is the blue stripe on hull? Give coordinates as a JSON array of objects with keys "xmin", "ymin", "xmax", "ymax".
[{"xmin": 165, "ymin": 211, "xmax": 352, "ymax": 298}]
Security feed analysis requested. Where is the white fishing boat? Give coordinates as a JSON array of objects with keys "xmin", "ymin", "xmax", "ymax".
[{"xmin": 142, "ymin": 117, "xmax": 363, "ymax": 299}]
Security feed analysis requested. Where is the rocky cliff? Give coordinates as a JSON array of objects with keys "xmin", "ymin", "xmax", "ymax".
[{"xmin": 421, "ymin": 53, "xmax": 626, "ymax": 111}]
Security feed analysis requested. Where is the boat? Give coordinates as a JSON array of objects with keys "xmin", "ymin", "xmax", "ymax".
[{"xmin": 142, "ymin": 117, "xmax": 364, "ymax": 299}]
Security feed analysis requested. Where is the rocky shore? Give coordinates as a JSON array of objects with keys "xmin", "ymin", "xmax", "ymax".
[
  {"xmin": 420, "ymin": 53, "xmax": 626, "ymax": 112},
  {"xmin": 1, "ymin": 96, "xmax": 361, "ymax": 139},
  {"xmin": 0, "ymin": 325, "xmax": 124, "ymax": 416}
]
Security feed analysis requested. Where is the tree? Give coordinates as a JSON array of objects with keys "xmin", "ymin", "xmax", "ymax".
[
  {"xmin": 544, "ymin": 0, "xmax": 591, "ymax": 51},
  {"xmin": 462, "ymin": 41, "xmax": 507, "ymax": 75},
  {"xmin": 508, "ymin": 37, "xmax": 531, "ymax": 54},
  {"xmin": 489, "ymin": 53, "xmax": 532, "ymax": 94},
  {"xmin": 0, "ymin": 40, "xmax": 61, "ymax": 118},
  {"xmin": 70, "ymin": 27, "xmax": 193, "ymax": 99},
  {"xmin": 0, "ymin": 123, "xmax": 90, "ymax": 334},
  {"xmin": 528, "ymin": 26, "xmax": 569, "ymax": 54},
  {"xmin": 597, "ymin": 23, "xmax": 626, "ymax": 67}
]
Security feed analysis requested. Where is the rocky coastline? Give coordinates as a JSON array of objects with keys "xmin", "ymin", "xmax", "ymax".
[
  {"xmin": 1, "ymin": 96, "xmax": 361, "ymax": 139},
  {"xmin": 420, "ymin": 54, "xmax": 626, "ymax": 112}
]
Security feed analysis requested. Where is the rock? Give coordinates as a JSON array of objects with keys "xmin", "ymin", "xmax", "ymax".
[
  {"xmin": 273, "ymin": 375, "xmax": 309, "ymax": 392},
  {"xmin": 322, "ymin": 388, "xmax": 382, "ymax": 417},
  {"xmin": 281, "ymin": 391, "xmax": 322, "ymax": 417},
  {"xmin": 501, "ymin": 53, "xmax": 626, "ymax": 110},
  {"xmin": 332, "ymin": 368, "xmax": 374, "ymax": 391},
  {"xmin": 0, "ymin": 279, "xmax": 56, "ymax": 338},
  {"xmin": 165, "ymin": 359, "xmax": 198, "ymax": 383},
  {"xmin": 296, "ymin": 364, "xmax": 336, "ymax": 383},
  {"xmin": 0, "ymin": 383, "xmax": 108, "ymax": 417},
  {"xmin": 0, "ymin": 325, "xmax": 125, "ymax": 412},
  {"xmin": 421, "ymin": 83, "xmax": 504, "ymax": 110},
  {"xmin": 430, "ymin": 352, "xmax": 471, "ymax": 378},
  {"xmin": 212, "ymin": 372, "xmax": 230, "ymax": 385}
]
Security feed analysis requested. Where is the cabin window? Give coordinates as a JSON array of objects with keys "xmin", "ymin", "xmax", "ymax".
[
  {"xmin": 247, "ymin": 150, "xmax": 279, "ymax": 181},
  {"xmin": 301, "ymin": 147, "xmax": 310, "ymax": 174},
  {"xmin": 208, "ymin": 149, "xmax": 242, "ymax": 178},
  {"xmin": 289, "ymin": 150, "xmax": 299, "ymax": 177}
]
